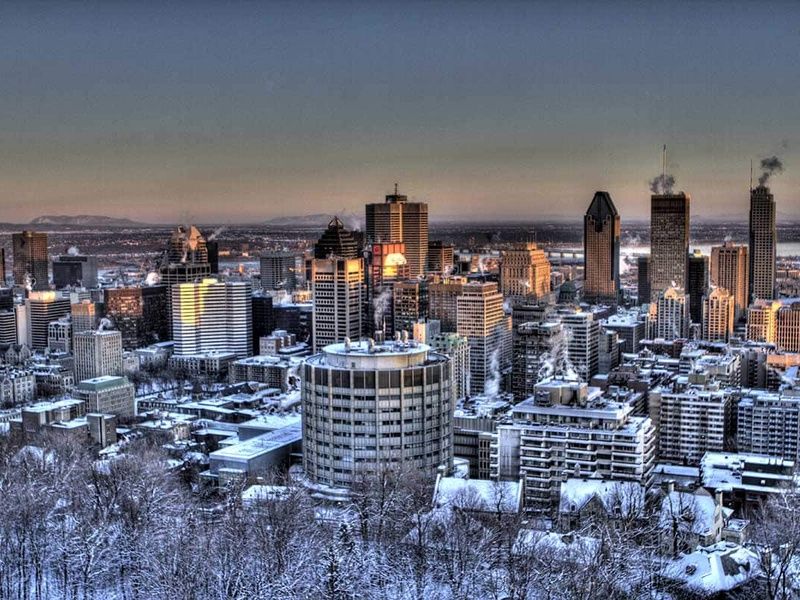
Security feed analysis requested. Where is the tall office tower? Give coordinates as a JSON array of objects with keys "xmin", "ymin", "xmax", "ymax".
[
  {"xmin": 159, "ymin": 225, "xmax": 212, "ymax": 329},
  {"xmin": 430, "ymin": 332, "xmax": 469, "ymax": 401},
  {"xmin": 314, "ymin": 216, "xmax": 360, "ymax": 260},
  {"xmin": 429, "ymin": 276, "xmax": 467, "ymax": 332},
  {"xmin": 205, "ymin": 239, "xmax": 219, "ymax": 274},
  {"xmin": 71, "ymin": 299, "xmax": 103, "ymax": 335},
  {"xmin": 749, "ymin": 185, "xmax": 777, "ymax": 302},
  {"xmin": 738, "ymin": 391, "xmax": 800, "ymax": 463},
  {"xmin": 746, "ymin": 300, "xmax": 780, "ymax": 344},
  {"xmin": 649, "ymin": 372, "xmax": 734, "ymax": 465},
  {"xmin": 456, "ymin": 282, "xmax": 512, "ymax": 395},
  {"xmin": 12, "ymin": 231, "xmax": 49, "ymax": 290},
  {"xmin": 583, "ymin": 191, "xmax": 621, "ymax": 304},
  {"xmin": 427, "ymin": 241, "xmax": 455, "ymax": 276},
  {"xmin": 710, "ymin": 242, "xmax": 749, "ymax": 322},
  {"xmin": 393, "ymin": 280, "xmax": 428, "ymax": 333},
  {"xmin": 365, "ymin": 187, "xmax": 429, "ymax": 278},
  {"xmin": 172, "ymin": 279, "xmax": 253, "ymax": 358},
  {"xmin": 365, "ymin": 242, "xmax": 409, "ymax": 336},
  {"xmin": 302, "ymin": 339, "xmax": 452, "ymax": 489},
  {"xmin": 0, "ymin": 288, "xmax": 13, "ymax": 312},
  {"xmin": 493, "ymin": 379, "xmax": 656, "ymax": 512},
  {"xmin": 511, "ymin": 301, "xmax": 554, "ymax": 329},
  {"xmin": 311, "ymin": 257, "xmax": 363, "ymax": 352},
  {"xmin": 637, "ymin": 256, "xmax": 651, "ymax": 304},
  {"xmin": 73, "ymin": 329, "xmax": 124, "ymax": 382},
  {"xmin": 655, "ymin": 286, "xmax": 688, "ymax": 340},
  {"xmin": 251, "ymin": 293, "xmax": 276, "ymax": 355},
  {"xmin": 499, "ymin": 242, "xmax": 551, "ymax": 301},
  {"xmin": 105, "ymin": 285, "xmax": 169, "ymax": 350},
  {"xmin": 602, "ymin": 310, "xmax": 646, "ymax": 354},
  {"xmin": 52, "ymin": 253, "xmax": 98, "ymax": 289},
  {"xmin": 25, "ymin": 291, "xmax": 71, "ymax": 350},
  {"xmin": 559, "ymin": 309, "xmax": 600, "ymax": 381},
  {"xmin": 260, "ymin": 251, "xmax": 298, "ymax": 291},
  {"xmin": 511, "ymin": 320, "xmax": 563, "ymax": 401},
  {"xmin": 0, "ymin": 311, "xmax": 16, "ymax": 344},
  {"xmin": 702, "ymin": 287, "xmax": 735, "ymax": 343},
  {"xmin": 0, "ymin": 248, "xmax": 5, "ymax": 284},
  {"xmin": 686, "ymin": 250, "xmax": 708, "ymax": 324},
  {"xmin": 776, "ymin": 301, "xmax": 800, "ymax": 353},
  {"xmin": 650, "ymin": 192, "xmax": 690, "ymax": 296}
]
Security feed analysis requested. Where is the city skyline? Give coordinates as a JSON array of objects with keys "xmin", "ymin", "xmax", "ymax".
[{"xmin": 1, "ymin": 2, "xmax": 798, "ymax": 224}]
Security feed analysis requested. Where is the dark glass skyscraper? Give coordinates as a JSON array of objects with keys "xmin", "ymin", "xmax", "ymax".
[
  {"xmin": 314, "ymin": 217, "xmax": 359, "ymax": 260},
  {"xmin": 650, "ymin": 193, "xmax": 690, "ymax": 296},
  {"xmin": 749, "ymin": 185, "xmax": 776, "ymax": 302},
  {"xmin": 12, "ymin": 230, "xmax": 49, "ymax": 290},
  {"xmin": 105, "ymin": 285, "xmax": 169, "ymax": 349},
  {"xmin": 637, "ymin": 256, "xmax": 651, "ymax": 304},
  {"xmin": 365, "ymin": 187, "xmax": 429, "ymax": 278},
  {"xmin": 583, "ymin": 191, "xmax": 620, "ymax": 304},
  {"xmin": 687, "ymin": 250, "xmax": 709, "ymax": 325}
]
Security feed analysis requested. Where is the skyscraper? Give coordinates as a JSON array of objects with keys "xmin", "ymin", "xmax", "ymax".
[
  {"xmin": 251, "ymin": 293, "xmax": 276, "ymax": 355},
  {"xmin": 583, "ymin": 191, "xmax": 621, "ymax": 304},
  {"xmin": 73, "ymin": 329, "xmax": 124, "ymax": 382},
  {"xmin": 749, "ymin": 185, "xmax": 777, "ymax": 302},
  {"xmin": 52, "ymin": 253, "xmax": 99, "ymax": 289},
  {"xmin": 171, "ymin": 279, "xmax": 252, "ymax": 358},
  {"xmin": 12, "ymin": 231, "xmax": 49, "ymax": 291},
  {"xmin": 302, "ymin": 339, "xmax": 452, "ymax": 489},
  {"xmin": 260, "ymin": 252, "xmax": 298, "ymax": 291},
  {"xmin": 702, "ymin": 287, "xmax": 735, "ymax": 343},
  {"xmin": 364, "ymin": 242, "xmax": 409, "ymax": 336},
  {"xmin": 686, "ymin": 250, "xmax": 709, "ymax": 325},
  {"xmin": 427, "ymin": 241, "xmax": 455, "ymax": 276},
  {"xmin": 105, "ymin": 285, "xmax": 169, "ymax": 349},
  {"xmin": 650, "ymin": 193, "xmax": 690, "ymax": 296},
  {"xmin": 313, "ymin": 216, "xmax": 360, "ymax": 260},
  {"xmin": 456, "ymin": 282, "xmax": 511, "ymax": 395},
  {"xmin": 637, "ymin": 256, "xmax": 651, "ymax": 304},
  {"xmin": 655, "ymin": 286, "xmax": 688, "ymax": 341},
  {"xmin": 365, "ymin": 186, "xmax": 429, "ymax": 278},
  {"xmin": 159, "ymin": 225, "xmax": 212, "ymax": 333},
  {"xmin": 311, "ymin": 257, "xmax": 363, "ymax": 351},
  {"xmin": 71, "ymin": 299, "xmax": 103, "ymax": 335},
  {"xmin": 499, "ymin": 242, "xmax": 551, "ymax": 301},
  {"xmin": 429, "ymin": 276, "xmax": 467, "ymax": 332},
  {"xmin": 25, "ymin": 291, "xmax": 71, "ymax": 350},
  {"xmin": 393, "ymin": 280, "xmax": 428, "ymax": 334},
  {"xmin": 710, "ymin": 242, "xmax": 749, "ymax": 322}
]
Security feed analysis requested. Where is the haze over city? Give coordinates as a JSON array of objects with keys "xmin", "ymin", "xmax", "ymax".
[{"xmin": 2, "ymin": 1, "xmax": 799, "ymax": 224}]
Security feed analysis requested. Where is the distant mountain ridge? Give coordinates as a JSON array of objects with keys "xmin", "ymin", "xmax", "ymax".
[
  {"xmin": 29, "ymin": 215, "xmax": 146, "ymax": 227},
  {"xmin": 264, "ymin": 213, "xmax": 363, "ymax": 229}
]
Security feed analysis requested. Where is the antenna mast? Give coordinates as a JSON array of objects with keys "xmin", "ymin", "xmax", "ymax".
[
  {"xmin": 662, "ymin": 144, "xmax": 667, "ymax": 183},
  {"xmin": 750, "ymin": 159, "xmax": 753, "ymax": 191}
]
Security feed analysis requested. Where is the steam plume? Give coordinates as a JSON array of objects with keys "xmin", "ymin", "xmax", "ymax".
[
  {"xmin": 758, "ymin": 155, "xmax": 784, "ymax": 186},
  {"xmin": 373, "ymin": 288, "xmax": 392, "ymax": 332},
  {"xmin": 649, "ymin": 173, "xmax": 676, "ymax": 195}
]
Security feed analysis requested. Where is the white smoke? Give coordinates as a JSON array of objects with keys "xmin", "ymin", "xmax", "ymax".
[
  {"xmin": 373, "ymin": 288, "xmax": 393, "ymax": 333},
  {"xmin": 484, "ymin": 347, "xmax": 501, "ymax": 397},
  {"xmin": 538, "ymin": 324, "xmax": 579, "ymax": 382},
  {"xmin": 24, "ymin": 273, "xmax": 34, "ymax": 292},
  {"xmin": 207, "ymin": 226, "xmax": 226, "ymax": 241},
  {"xmin": 97, "ymin": 317, "xmax": 113, "ymax": 332},
  {"xmin": 66, "ymin": 246, "xmax": 80, "ymax": 256},
  {"xmin": 145, "ymin": 271, "xmax": 161, "ymax": 286}
]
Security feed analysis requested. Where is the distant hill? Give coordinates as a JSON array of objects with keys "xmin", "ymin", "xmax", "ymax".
[
  {"xmin": 264, "ymin": 213, "xmax": 363, "ymax": 229},
  {"xmin": 29, "ymin": 215, "xmax": 147, "ymax": 227}
]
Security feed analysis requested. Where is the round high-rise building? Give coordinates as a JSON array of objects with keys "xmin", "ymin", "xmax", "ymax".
[{"xmin": 302, "ymin": 339, "xmax": 453, "ymax": 489}]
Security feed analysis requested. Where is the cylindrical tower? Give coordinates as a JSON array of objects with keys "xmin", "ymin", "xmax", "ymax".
[{"xmin": 302, "ymin": 339, "xmax": 452, "ymax": 489}]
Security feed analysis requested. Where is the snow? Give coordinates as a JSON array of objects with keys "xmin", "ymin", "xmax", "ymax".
[
  {"xmin": 658, "ymin": 491, "xmax": 718, "ymax": 536},
  {"xmin": 663, "ymin": 542, "xmax": 759, "ymax": 594},
  {"xmin": 559, "ymin": 478, "xmax": 646, "ymax": 516},
  {"xmin": 432, "ymin": 476, "xmax": 522, "ymax": 514}
]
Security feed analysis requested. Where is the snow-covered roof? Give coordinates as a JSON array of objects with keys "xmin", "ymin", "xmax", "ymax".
[
  {"xmin": 658, "ymin": 491, "xmax": 718, "ymax": 536},
  {"xmin": 559, "ymin": 478, "xmax": 646, "ymax": 516},
  {"xmin": 433, "ymin": 476, "xmax": 522, "ymax": 514},
  {"xmin": 241, "ymin": 484, "xmax": 290, "ymax": 506},
  {"xmin": 663, "ymin": 542, "xmax": 759, "ymax": 594},
  {"xmin": 513, "ymin": 530, "xmax": 602, "ymax": 564}
]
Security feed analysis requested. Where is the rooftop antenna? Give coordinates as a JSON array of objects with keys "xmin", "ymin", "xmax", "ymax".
[
  {"xmin": 662, "ymin": 144, "xmax": 667, "ymax": 186},
  {"xmin": 394, "ymin": 182, "xmax": 399, "ymax": 195},
  {"xmin": 750, "ymin": 159, "xmax": 753, "ymax": 191}
]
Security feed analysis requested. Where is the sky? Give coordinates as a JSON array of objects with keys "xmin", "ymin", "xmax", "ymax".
[{"xmin": 0, "ymin": 1, "xmax": 798, "ymax": 224}]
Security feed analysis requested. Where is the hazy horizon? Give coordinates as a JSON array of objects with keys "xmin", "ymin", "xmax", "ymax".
[{"xmin": 2, "ymin": 1, "xmax": 798, "ymax": 223}]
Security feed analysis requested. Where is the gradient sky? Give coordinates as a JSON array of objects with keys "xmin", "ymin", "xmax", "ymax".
[{"xmin": 1, "ymin": 1, "xmax": 798, "ymax": 224}]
